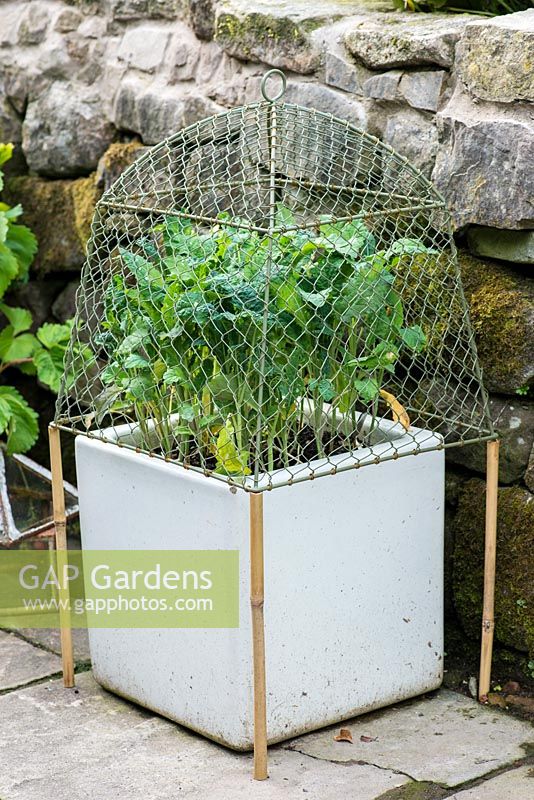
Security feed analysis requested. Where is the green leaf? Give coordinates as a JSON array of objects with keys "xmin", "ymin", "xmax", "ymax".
[
  {"xmin": 274, "ymin": 275, "xmax": 308, "ymax": 327},
  {"xmin": 124, "ymin": 374, "xmax": 152, "ymax": 400},
  {"xmin": 198, "ymin": 413, "xmax": 222, "ymax": 430},
  {"xmin": 33, "ymin": 346, "xmax": 66, "ymax": 393},
  {"xmin": 163, "ymin": 366, "xmax": 188, "ymax": 386},
  {"xmin": 0, "ymin": 328, "xmax": 36, "ymax": 363},
  {"xmin": 159, "ymin": 323, "xmax": 185, "ymax": 340},
  {"xmin": 0, "ymin": 385, "xmax": 39, "ymax": 454},
  {"xmin": 0, "ymin": 303, "xmax": 32, "ymax": 335},
  {"xmin": 348, "ymin": 342, "xmax": 399, "ymax": 372},
  {"xmin": 298, "ymin": 288, "xmax": 331, "ymax": 308},
  {"xmin": 36, "ymin": 322, "xmax": 72, "ymax": 349},
  {"xmin": 119, "ymin": 248, "xmax": 163, "ymax": 286},
  {"xmin": 171, "ymin": 425, "xmax": 194, "ymax": 436},
  {"xmin": 0, "ymin": 213, "xmax": 8, "ymax": 244},
  {"xmin": 0, "ymin": 143, "xmax": 13, "ymax": 168},
  {"xmin": 318, "ymin": 218, "xmax": 375, "ymax": 258},
  {"xmin": 123, "ymin": 353, "xmax": 150, "ymax": 370},
  {"xmin": 2, "ymin": 204, "xmax": 23, "ymax": 221},
  {"xmin": 208, "ymin": 373, "xmax": 239, "ymax": 414},
  {"xmin": 18, "ymin": 361, "xmax": 37, "ymax": 376},
  {"xmin": 386, "ymin": 238, "xmax": 432, "ymax": 257},
  {"xmin": 213, "ymin": 418, "xmax": 250, "ymax": 476},
  {"xmin": 399, "ymin": 325, "xmax": 426, "ymax": 352},
  {"xmin": 116, "ymin": 324, "xmax": 150, "ymax": 355},
  {"xmin": 309, "ymin": 377, "xmax": 335, "ymax": 401},
  {"xmin": 275, "ymin": 204, "xmax": 295, "ymax": 228},
  {"xmin": 93, "ymin": 384, "xmax": 126, "ymax": 423},
  {"xmin": 0, "ymin": 242, "xmax": 20, "ymax": 298},
  {"xmin": 353, "ymin": 376, "xmax": 380, "ymax": 404},
  {"xmin": 5, "ymin": 224, "xmax": 38, "ymax": 279},
  {"xmin": 177, "ymin": 403, "xmax": 195, "ymax": 422},
  {"xmin": 210, "ymin": 371, "xmax": 257, "ymax": 412},
  {"xmin": 152, "ymin": 359, "xmax": 166, "ymax": 381},
  {"xmin": 100, "ymin": 362, "xmax": 125, "ymax": 386}
]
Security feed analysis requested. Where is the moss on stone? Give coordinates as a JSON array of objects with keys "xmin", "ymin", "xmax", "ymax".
[
  {"xmin": 375, "ymin": 781, "xmax": 447, "ymax": 800},
  {"xmin": 393, "ymin": 250, "xmax": 458, "ymax": 351},
  {"xmin": 95, "ymin": 141, "xmax": 144, "ymax": 192},
  {"xmin": 5, "ymin": 176, "xmax": 78, "ymax": 273},
  {"xmin": 4, "ymin": 174, "xmax": 100, "ymax": 272},
  {"xmin": 453, "ymin": 479, "xmax": 534, "ymax": 658},
  {"xmin": 458, "ymin": 251, "xmax": 534, "ymax": 394},
  {"xmin": 216, "ymin": 11, "xmax": 308, "ymax": 55},
  {"xmin": 215, "ymin": 8, "xmax": 323, "ymax": 72},
  {"xmin": 71, "ymin": 174, "xmax": 100, "ymax": 252}
]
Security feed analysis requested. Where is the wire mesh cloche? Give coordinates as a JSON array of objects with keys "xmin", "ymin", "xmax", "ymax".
[{"xmin": 55, "ymin": 70, "xmax": 494, "ymax": 491}]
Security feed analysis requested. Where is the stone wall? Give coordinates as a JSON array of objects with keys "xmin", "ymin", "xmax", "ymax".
[{"xmin": 1, "ymin": 0, "xmax": 533, "ymax": 674}]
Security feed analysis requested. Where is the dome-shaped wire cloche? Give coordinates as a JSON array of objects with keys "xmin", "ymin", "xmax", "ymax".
[{"xmin": 55, "ymin": 70, "xmax": 494, "ymax": 492}]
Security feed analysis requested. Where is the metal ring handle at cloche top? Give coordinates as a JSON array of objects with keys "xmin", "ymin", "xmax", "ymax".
[{"xmin": 260, "ymin": 69, "xmax": 287, "ymax": 103}]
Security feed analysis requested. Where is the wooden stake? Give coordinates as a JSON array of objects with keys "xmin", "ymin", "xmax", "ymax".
[
  {"xmin": 250, "ymin": 492, "xmax": 268, "ymax": 780},
  {"xmin": 478, "ymin": 439, "xmax": 499, "ymax": 701},
  {"xmin": 48, "ymin": 425, "xmax": 75, "ymax": 688}
]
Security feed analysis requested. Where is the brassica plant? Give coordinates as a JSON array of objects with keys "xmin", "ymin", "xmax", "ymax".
[{"xmin": 95, "ymin": 206, "xmax": 429, "ymax": 475}]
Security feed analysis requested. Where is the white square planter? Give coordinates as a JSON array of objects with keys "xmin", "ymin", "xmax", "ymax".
[{"xmin": 75, "ymin": 419, "xmax": 444, "ymax": 750}]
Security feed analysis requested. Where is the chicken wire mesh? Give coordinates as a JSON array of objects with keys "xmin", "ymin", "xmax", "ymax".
[{"xmin": 55, "ymin": 70, "xmax": 495, "ymax": 492}]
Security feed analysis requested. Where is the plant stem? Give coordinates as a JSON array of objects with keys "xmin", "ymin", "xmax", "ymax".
[
  {"xmin": 0, "ymin": 358, "xmax": 34, "ymax": 375},
  {"xmin": 313, "ymin": 394, "xmax": 325, "ymax": 459},
  {"xmin": 369, "ymin": 366, "xmax": 385, "ymax": 444},
  {"xmin": 281, "ymin": 417, "xmax": 290, "ymax": 468}
]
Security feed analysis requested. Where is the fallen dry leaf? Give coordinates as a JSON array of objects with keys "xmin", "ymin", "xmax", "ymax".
[
  {"xmin": 487, "ymin": 692, "xmax": 508, "ymax": 708},
  {"xmin": 333, "ymin": 728, "xmax": 353, "ymax": 743},
  {"xmin": 505, "ymin": 695, "xmax": 534, "ymax": 714},
  {"xmin": 379, "ymin": 389, "xmax": 410, "ymax": 431},
  {"xmin": 360, "ymin": 735, "xmax": 378, "ymax": 743}
]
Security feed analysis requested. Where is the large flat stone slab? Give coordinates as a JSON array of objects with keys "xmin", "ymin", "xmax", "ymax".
[
  {"xmin": 456, "ymin": 10, "xmax": 534, "ymax": 103},
  {"xmin": 345, "ymin": 14, "xmax": 470, "ymax": 69},
  {"xmin": 214, "ymin": 0, "xmax": 390, "ymax": 73},
  {"xmin": 449, "ymin": 765, "xmax": 534, "ymax": 799},
  {"xmin": 467, "ymin": 227, "xmax": 534, "ymax": 265},
  {"xmin": 0, "ymin": 630, "xmax": 62, "ymax": 690},
  {"xmin": 285, "ymin": 690, "xmax": 533, "ymax": 787},
  {"xmin": 0, "ymin": 672, "xmax": 409, "ymax": 800},
  {"xmin": 432, "ymin": 89, "xmax": 534, "ymax": 230},
  {"xmin": 16, "ymin": 628, "xmax": 91, "ymax": 663}
]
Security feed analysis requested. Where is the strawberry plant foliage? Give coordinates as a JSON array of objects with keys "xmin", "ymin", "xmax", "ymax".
[
  {"xmin": 95, "ymin": 205, "xmax": 429, "ymax": 475},
  {"xmin": 0, "ymin": 144, "xmax": 76, "ymax": 453}
]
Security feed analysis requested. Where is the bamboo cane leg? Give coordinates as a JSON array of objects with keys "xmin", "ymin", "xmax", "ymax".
[
  {"xmin": 250, "ymin": 493, "xmax": 268, "ymax": 780},
  {"xmin": 48, "ymin": 424, "xmax": 75, "ymax": 688},
  {"xmin": 478, "ymin": 439, "xmax": 499, "ymax": 701}
]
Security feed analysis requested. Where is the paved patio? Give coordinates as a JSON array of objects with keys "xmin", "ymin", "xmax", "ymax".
[{"xmin": 0, "ymin": 630, "xmax": 532, "ymax": 800}]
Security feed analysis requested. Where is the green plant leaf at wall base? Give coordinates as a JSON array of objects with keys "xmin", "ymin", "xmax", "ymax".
[{"xmin": 0, "ymin": 386, "xmax": 39, "ymax": 454}]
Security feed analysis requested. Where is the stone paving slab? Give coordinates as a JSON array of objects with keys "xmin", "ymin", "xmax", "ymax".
[
  {"xmin": 449, "ymin": 765, "xmax": 534, "ymax": 799},
  {"xmin": 0, "ymin": 630, "xmax": 62, "ymax": 691},
  {"xmin": 0, "ymin": 672, "xmax": 410, "ymax": 800},
  {"xmin": 285, "ymin": 689, "xmax": 534, "ymax": 787},
  {"xmin": 15, "ymin": 627, "xmax": 91, "ymax": 663}
]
